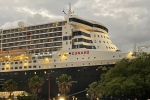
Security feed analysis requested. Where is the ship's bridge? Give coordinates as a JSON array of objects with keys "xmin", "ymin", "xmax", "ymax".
[
  {"xmin": 68, "ymin": 16, "xmax": 108, "ymax": 33},
  {"xmin": 67, "ymin": 17, "xmax": 118, "ymax": 52}
]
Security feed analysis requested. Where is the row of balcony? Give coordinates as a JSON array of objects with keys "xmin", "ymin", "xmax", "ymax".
[
  {"xmin": 1, "ymin": 30, "xmax": 62, "ymax": 39},
  {"xmin": 2, "ymin": 34, "xmax": 62, "ymax": 43},
  {"xmin": 2, "ymin": 21, "xmax": 66, "ymax": 34},
  {"xmin": 2, "ymin": 42, "xmax": 62, "ymax": 48}
]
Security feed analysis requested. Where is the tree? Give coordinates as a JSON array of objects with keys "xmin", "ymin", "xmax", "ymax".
[
  {"xmin": 2, "ymin": 79, "xmax": 18, "ymax": 98},
  {"xmin": 100, "ymin": 53, "xmax": 150, "ymax": 100},
  {"xmin": 28, "ymin": 75, "xmax": 44, "ymax": 99},
  {"xmin": 56, "ymin": 74, "xmax": 72, "ymax": 96},
  {"xmin": 86, "ymin": 82, "xmax": 104, "ymax": 100}
]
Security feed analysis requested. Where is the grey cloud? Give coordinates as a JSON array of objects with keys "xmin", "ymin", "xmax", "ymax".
[{"xmin": 0, "ymin": 0, "xmax": 150, "ymax": 52}]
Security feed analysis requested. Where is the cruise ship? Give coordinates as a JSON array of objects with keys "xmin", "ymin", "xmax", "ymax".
[{"xmin": 0, "ymin": 4, "xmax": 133, "ymax": 99}]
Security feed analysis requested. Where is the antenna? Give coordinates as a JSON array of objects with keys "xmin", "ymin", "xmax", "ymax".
[
  {"xmin": 133, "ymin": 39, "xmax": 136, "ymax": 53},
  {"xmin": 64, "ymin": 3, "xmax": 75, "ymax": 20},
  {"xmin": 18, "ymin": 21, "xmax": 24, "ymax": 28}
]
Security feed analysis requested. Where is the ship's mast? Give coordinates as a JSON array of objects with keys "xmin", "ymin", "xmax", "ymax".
[{"xmin": 64, "ymin": 3, "xmax": 74, "ymax": 20}]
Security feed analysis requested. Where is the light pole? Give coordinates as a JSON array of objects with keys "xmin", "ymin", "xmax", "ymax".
[
  {"xmin": 47, "ymin": 70, "xmax": 54, "ymax": 100},
  {"xmin": 70, "ymin": 81, "xmax": 78, "ymax": 96}
]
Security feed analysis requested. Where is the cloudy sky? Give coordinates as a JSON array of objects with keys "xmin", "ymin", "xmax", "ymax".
[{"xmin": 0, "ymin": 0, "xmax": 150, "ymax": 52}]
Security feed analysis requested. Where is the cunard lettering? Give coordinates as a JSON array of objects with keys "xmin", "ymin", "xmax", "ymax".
[{"xmin": 72, "ymin": 51, "xmax": 89, "ymax": 55}]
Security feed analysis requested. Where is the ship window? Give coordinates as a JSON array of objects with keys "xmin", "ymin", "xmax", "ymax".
[
  {"xmin": 33, "ymin": 60, "xmax": 36, "ymax": 63},
  {"xmin": 32, "ymin": 57, "xmax": 35, "ymax": 59},
  {"xmin": 54, "ymin": 65, "xmax": 56, "ymax": 67},
  {"xmin": 15, "ymin": 62, "xmax": 18, "ymax": 64},
  {"xmin": 29, "ymin": 66, "xmax": 32, "ymax": 68},
  {"xmin": 2, "ymin": 68, "xmax": 4, "ymax": 70},
  {"xmin": 24, "ymin": 66, "xmax": 27, "ymax": 68},
  {"xmin": 63, "ymin": 36, "xmax": 68, "ymax": 40},
  {"xmin": 11, "ymin": 67, "xmax": 13, "ymax": 69},
  {"xmin": 19, "ymin": 66, "xmax": 22, "ymax": 69},
  {"xmin": 33, "ymin": 66, "xmax": 36, "ymax": 68},
  {"xmin": 2, "ymin": 63, "xmax": 5, "ymax": 65},
  {"xmin": 43, "ymin": 66, "xmax": 46, "ymax": 68},
  {"xmin": 15, "ymin": 67, "xmax": 18, "ymax": 69},
  {"xmin": 69, "ymin": 36, "xmax": 72, "ymax": 40},
  {"xmin": 19, "ymin": 61, "xmax": 22, "ymax": 64}
]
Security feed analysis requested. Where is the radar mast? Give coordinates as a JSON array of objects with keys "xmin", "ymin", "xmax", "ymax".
[{"xmin": 64, "ymin": 3, "xmax": 74, "ymax": 20}]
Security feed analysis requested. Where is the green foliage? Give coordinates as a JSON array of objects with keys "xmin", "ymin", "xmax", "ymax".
[
  {"xmin": 56, "ymin": 74, "xmax": 72, "ymax": 96},
  {"xmin": 98, "ymin": 66, "xmax": 108, "ymax": 71},
  {"xmin": 17, "ymin": 96, "xmax": 35, "ymax": 100},
  {"xmin": 2, "ymin": 79, "xmax": 18, "ymax": 98},
  {"xmin": 100, "ymin": 53, "xmax": 150, "ymax": 98},
  {"xmin": 28, "ymin": 75, "xmax": 44, "ymax": 96},
  {"xmin": 86, "ymin": 82, "xmax": 104, "ymax": 100}
]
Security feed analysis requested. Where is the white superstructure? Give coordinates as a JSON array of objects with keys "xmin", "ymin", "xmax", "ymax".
[{"xmin": 0, "ymin": 4, "xmax": 133, "ymax": 72}]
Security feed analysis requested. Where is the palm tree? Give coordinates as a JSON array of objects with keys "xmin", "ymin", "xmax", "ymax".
[
  {"xmin": 2, "ymin": 79, "xmax": 18, "ymax": 98},
  {"xmin": 56, "ymin": 74, "xmax": 72, "ymax": 96},
  {"xmin": 28, "ymin": 75, "xmax": 44, "ymax": 99}
]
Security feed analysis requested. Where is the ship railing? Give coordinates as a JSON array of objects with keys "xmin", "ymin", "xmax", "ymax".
[{"xmin": 2, "ymin": 19, "xmax": 64, "ymax": 30}]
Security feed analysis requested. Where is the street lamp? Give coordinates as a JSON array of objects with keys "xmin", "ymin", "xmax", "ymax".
[
  {"xmin": 70, "ymin": 81, "xmax": 78, "ymax": 94},
  {"xmin": 47, "ymin": 70, "xmax": 54, "ymax": 100}
]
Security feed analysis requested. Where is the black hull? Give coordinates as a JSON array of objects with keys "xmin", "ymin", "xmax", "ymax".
[{"xmin": 0, "ymin": 64, "xmax": 115, "ymax": 99}]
